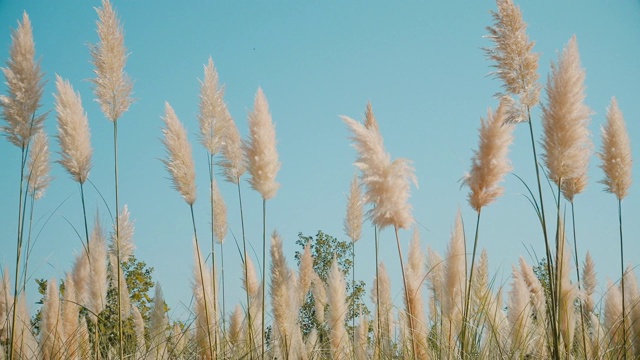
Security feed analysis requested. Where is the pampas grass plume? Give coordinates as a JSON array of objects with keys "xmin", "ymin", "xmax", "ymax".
[
  {"xmin": 55, "ymin": 75, "xmax": 93, "ymax": 184},
  {"xmin": 327, "ymin": 257, "xmax": 349, "ymax": 359},
  {"xmin": 0, "ymin": 12, "xmax": 45, "ymax": 148},
  {"xmin": 344, "ymin": 174, "xmax": 363, "ymax": 242},
  {"xmin": 162, "ymin": 102, "xmax": 197, "ymax": 205},
  {"xmin": 109, "ymin": 204, "xmax": 135, "ymax": 262},
  {"xmin": 88, "ymin": 216, "xmax": 108, "ymax": 319},
  {"xmin": 485, "ymin": 0, "xmax": 540, "ymax": 116},
  {"xmin": 465, "ymin": 99, "xmax": 514, "ymax": 211},
  {"xmin": 244, "ymin": 87, "xmax": 280, "ymax": 199},
  {"xmin": 199, "ymin": 57, "xmax": 231, "ymax": 155},
  {"xmin": 26, "ymin": 130, "xmax": 51, "ymax": 199},
  {"xmin": 599, "ymin": 97, "xmax": 632, "ymax": 200},
  {"xmin": 211, "ymin": 177, "xmax": 227, "ymax": 243},
  {"xmin": 91, "ymin": 0, "xmax": 133, "ymax": 122},
  {"xmin": 342, "ymin": 105, "xmax": 416, "ymax": 229},
  {"xmin": 40, "ymin": 278, "xmax": 64, "ymax": 360},
  {"xmin": 542, "ymin": 36, "xmax": 592, "ymax": 194}
]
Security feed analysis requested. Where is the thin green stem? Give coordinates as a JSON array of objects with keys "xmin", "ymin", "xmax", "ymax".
[
  {"xmin": 374, "ymin": 225, "xmax": 381, "ymax": 358},
  {"xmin": 555, "ymin": 180, "xmax": 564, "ymax": 356},
  {"xmin": 570, "ymin": 201, "xmax": 588, "ymax": 358},
  {"xmin": 80, "ymin": 181, "xmax": 91, "ymax": 255},
  {"xmin": 9, "ymin": 145, "xmax": 28, "ymax": 360},
  {"xmin": 395, "ymin": 226, "xmax": 416, "ymax": 360},
  {"xmin": 461, "ymin": 209, "xmax": 482, "ymax": 360},
  {"xmin": 113, "ymin": 120, "xmax": 124, "ymax": 360},
  {"xmin": 191, "ymin": 204, "xmax": 215, "ymax": 359},
  {"xmin": 21, "ymin": 195, "xmax": 36, "ymax": 294},
  {"xmin": 618, "ymin": 198, "xmax": 627, "ymax": 360},
  {"xmin": 351, "ymin": 242, "xmax": 356, "ymax": 354},
  {"xmin": 261, "ymin": 198, "xmax": 266, "ymax": 360},
  {"xmin": 207, "ymin": 153, "xmax": 219, "ymax": 354},
  {"xmin": 220, "ymin": 240, "xmax": 226, "ymax": 354},
  {"xmin": 236, "ymin": 181, "xmax": 254, "ymax": 358},
  {"xmin": 526, "ymin": 109, "xmax": 558, "ymax": 359}
]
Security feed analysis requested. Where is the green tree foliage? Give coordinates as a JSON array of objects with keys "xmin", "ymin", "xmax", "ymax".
[{"xmin": 294, "ymin": 231, "xmax": 370, "ymax": 341}]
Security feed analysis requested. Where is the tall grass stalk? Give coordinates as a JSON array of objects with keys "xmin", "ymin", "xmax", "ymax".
[
  {"xmin": 461, "ymin": 209, "xmax": 481, "ymax": 359},
  {"xmin": 261, "ymin": 198, "xmax": 266, "ymax": 359},
  {"xmin": 236, "ymin": 181, "xmax": 254, "ymax": 358},
  {"xmin": 207, "ymin": 153, "xmax": 219, "ymax": 354},
  {"xmin": 395, "ymin": 226, "xmax": 416, "ymax": 360},
  {"xmin": 191, "ymin": 204, "xmax": 215, "ymax": 359},
  {"xmin": 618, "ymin": 198, "xmax": 627, "ymax": 360},
  {"xmin": 570, "ymin": 202, "xmax": 588, "ymax": 357}
]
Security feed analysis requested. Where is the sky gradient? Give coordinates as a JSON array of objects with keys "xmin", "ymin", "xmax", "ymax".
[{"xmin": 1, "ymin": 0, "xmax": 639, "ymax": 320}]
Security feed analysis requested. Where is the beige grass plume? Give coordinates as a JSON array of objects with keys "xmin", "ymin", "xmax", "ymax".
[
  {"xmin": 581, "ymin": 252, "xmax": 597, "ymax": 316},
  {"xmin": 91, "ymin": 0, "xmax": 133, "ymax": 122},
  {"xmin": 344, "ymin": 174, "xmax": 363, "ymax": 242},
  {"xmin": 26, "ymin": 130, "xmax": 51, "ymax": 200},
  {"xmin": 599, "ymin": 97, "xmax": 632, "ymax": 200},
  {"xmin": 131, "ymin": 305, "xmax": 145, "ymax": 358},
  {"xmin": 508, "ymin": 266, "xmax": 533, "ymax": 356},
  {"xmin": 244, "ymin": 87, "xmax": 280, "ymax": 199},
  {"xmin": 149, "ymin": 283, "xmax": 169, "ymax": 360},
  {"xmin": 465, "ymin": 99, "xmax": 514, "ymax": 211},
  {"xmin": 327, "ymin": 257, "xmax": 349, "ymax": 359},
  {"xmin": 211, "ymin": 177, "xmax": 227, "ymax": 244},
  {"xmin": 192, "ymin": 241, "xmax": 216, "ymax": 358},
  {"xmin": 162, "ymin": 102, "xmax": 197, "ymax": 205},
  {"xmin": 199, "ymin": 57, "xmax": 232, "ymax": 155},
  {"xmin": 109, "ymin": 204, "xmax": 135, "ymax": 262},
  {"xmin": 88, "ymin": 215, "xmax": 108, "ymax": 319},
  {"xmin": 405, "ymin": 229, "xmax": 428, "ymax": 359},
  {"xmin": 219, "ymin": 112, "xmax": 246, "ymax": 183},
  {"xmin": 270, "ymin": 231, "xmax": 299, "ymax": 358},
  {"xmin": 229, "ymin": 304, "xmax": 243, "ymax": 346},
  {"xmin": 371, "ymin": 263, "xmax": 393, "ymax": 358},
  {"xmin": 342, "ymin": 104, "xmax": 416, "ymax": 229},
  {"xmin": 1, "ymin": 12, "xmax": 45, "ymax": 148},
  {"xmin": 485, "ymin": 0, "xmax": 540, "ymax": 122},
  {"xmin": 297, "ymin": 243, "xmax": 313, "ymax": 306},
  {"xmin": 62, "ymin": 274, "xmax": 80, "ymax": 359},
  {"xmin": 442, "ymin": 211, "xmax": 465, "ymax": 351},
  {"xmin": 40, "ymin": 278, "xmax": 64, "ymax": 360},
  {"xmin": 542, "ymin": 36, "xmax": 592, "ymax": 196},
  {"xmin": 555, "ymin": 221, "xmax": 577, "ymax": 355},
  {"xmin": 55, "ymin": 75, "xmax": 93, "ymax": 184},
  {"xmin": 604, "ymin": 280, "xmax": 624, "ymax": 349}
]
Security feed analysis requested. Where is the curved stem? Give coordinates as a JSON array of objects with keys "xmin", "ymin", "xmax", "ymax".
[
  {"xmin": 395, "ymin": 226, "xmax": 416, "ymax": 360},
  {"xmin": 80, "ymin": 181, "xmax": 91, "ymax": 256},
  {"xmin": 352, "ymin": 242, "xmax": 356, "ymax": 354},
  {"xmin": 191, "ymin": 204, "xmax": 215, "ymax": 359},
  {"xmin": 220, "ymin": 241, "xmax": 226, "ymax": 355}
]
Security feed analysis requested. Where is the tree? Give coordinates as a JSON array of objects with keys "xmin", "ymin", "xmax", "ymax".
[{"xmin": 294, "ymin": 231, "xmax": 370, "ymax": 342}]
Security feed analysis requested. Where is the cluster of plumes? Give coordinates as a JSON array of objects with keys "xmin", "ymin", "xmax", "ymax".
[
  {"xmin": 55, "ymin": 75, "xmax": 93, "ymax": 184},
  {"xmin": 26, "ymin": 130, "xmax": 51, "ymax": 200},
  {"xmin": 342, "ymin": 103, "xmax": 416, "ymax": 230},
  {"xmin": 485, "ymin": 0, "xmax": 540, "ymax": 123},
  {"xmin": 244, "ymin": 88, "xmax": 280, "ymax": 200},
  {"xmin": 90, "ymin": 0, "xmax": 133, "ymax": 122},
  {"xmin": 464, "ymin": 99, "xmax": 514, "ymax": 211},
  {"xmin": 541, "ymin": 36, "xmax": 592, "ymax": 201},
  {"xmin": 343, "ymin": 174, "xmax": 363, "ymax": 242},
  {"xmin": 599, "ymin": 98, "xmax": 632, "ymax": 200},
  {"xmin": 162, "ymin": 103, "xmax": 197, "ymax": 205},
  {"xmin": 0, "ymin": 12, "xmax": 46, "ymax": 148}
]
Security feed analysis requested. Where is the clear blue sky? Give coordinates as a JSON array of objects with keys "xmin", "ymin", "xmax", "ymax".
[{"xmin": 1, "ymin": 0, "xmax": 639, "ymax": 320}]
